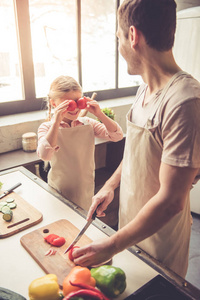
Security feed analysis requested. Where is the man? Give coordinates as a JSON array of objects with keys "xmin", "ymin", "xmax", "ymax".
[{"xmin": 73, "ymin": 0, "xmax": 200, "ymax": 278}]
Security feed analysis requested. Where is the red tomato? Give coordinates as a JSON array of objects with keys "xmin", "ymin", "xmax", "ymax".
[
  {"xmin": 67, "ymin": 100, "xmax": 77, "ymax": 111},
  {"xmin": 77, "ymin": 97, "xmax": 87, "ymax": 109},
  {"xmin": 51, "ymin": 236, "xmax": 66, "ymax": 247},
  {"xmin": 68, "ymin": 246, "xmax": 80, "ymax": 261}
]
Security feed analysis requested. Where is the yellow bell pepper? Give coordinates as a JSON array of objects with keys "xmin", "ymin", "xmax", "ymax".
[{"xmin": 29, "ymin": 274, "xmax": 61, "ymax": 300}]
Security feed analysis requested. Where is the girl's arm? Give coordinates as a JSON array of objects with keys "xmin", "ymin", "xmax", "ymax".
[
  {"xmin": 37, "ymin": 100, "xmax": 68, "ymax": 160},
  {"xmin": 84, "ymin": 97, "xmax": 123, "ymax": 140},
  {"xmin": 86, "ymin": 98, "xmax": 118, "ymax": 132},
  {"xmin": 95, "ymin": 110, "xmax": 118, "ymax": 132},
  {"xmin": 37, "ymin": 122, "xmax": 58, "ymax": 161},
  {"xmin": 45, "ymin": 120, "xmax": 60, "ymax": 148}
]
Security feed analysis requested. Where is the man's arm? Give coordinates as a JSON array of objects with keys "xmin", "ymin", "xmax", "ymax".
[{"xmin": 74, "ymin": 162, "xmax": 198, "ymax": 267}]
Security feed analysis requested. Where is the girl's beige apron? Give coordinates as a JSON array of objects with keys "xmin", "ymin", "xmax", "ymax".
[
  {"xmin": 48, "ymin": 122, "xmax": 95, "ymax": 211},
  {"xmin": 119, "ymin": 72, "xmax": 191, "ymax": 277}
]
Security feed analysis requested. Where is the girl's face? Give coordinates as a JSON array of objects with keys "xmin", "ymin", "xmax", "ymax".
[{"xmin": 52, "ymin": 90, "xmax": 82, "ymax": 124}]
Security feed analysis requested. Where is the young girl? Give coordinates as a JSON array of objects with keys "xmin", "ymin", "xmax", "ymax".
[{"xmin": 37, "ymin": 75, "xmax": 123, "ymax": 211}]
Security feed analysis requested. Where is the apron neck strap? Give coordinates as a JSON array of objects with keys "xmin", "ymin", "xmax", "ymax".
[{"xmin": 146, "ymin": 71, "xmax": 188, "ymax": 127}]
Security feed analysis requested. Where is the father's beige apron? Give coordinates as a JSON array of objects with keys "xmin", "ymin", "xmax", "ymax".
[
  {"xmin": 48, "ymin": 122, "xmax": 95, "ymax": 211},
  {"xmin": 119, "ymin": 72, "xmax": 191, "ymax": 277}
]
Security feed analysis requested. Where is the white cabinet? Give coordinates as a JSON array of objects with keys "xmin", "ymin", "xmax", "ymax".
[
  {"xmin": 173, "ymin": 7, "xmax": 200, "ymax": 82},
  {"xmin": 190, "ymin": 182, "xmax": 200, "ymax": 214},
  {"xmin": 173, "ymin": 7, "xmax": 200, "ymax": 214}
]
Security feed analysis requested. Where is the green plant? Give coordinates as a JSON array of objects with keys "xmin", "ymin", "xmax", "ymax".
[{"xmin": 98, "ymin": 107, "xmax": 115, "ymax": 122}]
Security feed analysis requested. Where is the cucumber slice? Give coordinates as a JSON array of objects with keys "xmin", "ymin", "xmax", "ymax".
[
  {"xmin": 0, "ymin": 201, "xmax": 7, "ymax": 207},
  {"xmin": 7, "ymin": 202, "xmax": 17, "ymax": 209},
  {"xmin": 6, "ymin": 197, "xmax": 15, "ymax": 203},
  {"xmin": 3, "ymin": 210, "xmax": 13, "ymax": 221},
  {"xmin": 1, "ymin": 206, "xmax": 11, "ymax": 214}
]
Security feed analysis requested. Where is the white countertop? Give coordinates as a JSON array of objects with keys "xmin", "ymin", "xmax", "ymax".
[{"xmin": 0, "ymin": 167, "xmax": 159, "ymax": 299}]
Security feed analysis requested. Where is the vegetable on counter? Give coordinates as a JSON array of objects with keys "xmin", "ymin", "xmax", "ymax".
[
  {"xmin": 44, "ymin": 234, "xmax": 59, "ymax": 244},
  {"xmin": 63, "ymin": 289, "xmax": 105, "ymax": 300},
  {"xmin": 28, "ymin": 273, "xmax": 62, "ymax": 300},
  {"xmin": 64, "ymin": 281, "xmax": 110, "ymax": 300},
  {"xmin": 97, "ymin": 108, "xmax": 115, "ymax": 123},
  {"xmin": 44, "ymin": 234, "xmax": 66, "ymax": 247},
  {"xmin": 62, "ymin": 266, "xmax": 96, "ymax": 297},
  {"xmin": 51, "ymin": 236, "xmax": 66, "ymax": 247},
  {"xmin": 2, "ymin": 209, "xmax": 13, "ymax": 221},
  {"xmin": 0, "ymin": 197, "xmax": 17, "ymax": 222},
  {"xmin": 66, "ymin": 296, "xmax": 85, "ymax": 300},
  {"xmin": 68, "ymin": 246, "xmax": 80, "ymax": 262},
  {"xmin": 45, "ymin": 248, "xmax": 57, "ymax": 256},
  {"xmin": 91, "ymin": 265, "xmax": 126, "ymax": 298}
]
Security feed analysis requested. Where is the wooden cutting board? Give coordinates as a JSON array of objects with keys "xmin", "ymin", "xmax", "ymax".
[
  {"xmin": 0, "ymin": 192, "xmax": 43, "ymax": 238},
  {"xmin": 20, "ymin": 219, "xmax": 93, "ymax": 287}
]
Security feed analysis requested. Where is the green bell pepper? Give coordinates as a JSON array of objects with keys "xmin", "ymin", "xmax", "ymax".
[{"xmin": 90, "ymin": 265, "xmax": 126, "ymax": 298}]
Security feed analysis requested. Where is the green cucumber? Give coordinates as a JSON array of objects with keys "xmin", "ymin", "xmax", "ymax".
[
  {"xmin": 0, "ymin": 201, "xmax": 7, "ymax": 208},
  {"xmin": 1, "ymin": 206, "xmax": 11, "ymax": 214},
  {"xmin": 6, "ymin": 197, "xmax": 15, "ymax": 203},
  {"xmin": 7, "ymin": 202, "xmax": 17, "ymax": 209},
  {"xmin": 3, "ymin": 210, "xmax": 13, "ymax": 221}
]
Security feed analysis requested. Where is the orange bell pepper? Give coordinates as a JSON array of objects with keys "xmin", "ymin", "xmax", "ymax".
[{"xmin": 62, "ymin": 266, "xmax": 96, "ymax": 296}]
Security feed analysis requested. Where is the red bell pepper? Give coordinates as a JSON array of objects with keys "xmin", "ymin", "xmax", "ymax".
[
  {"xmin": 68, "ymin": 246, "xmax": 80, "ymax": 261},
  {"xmin": 51, "ymin": 236, "xmax": 66, "ymax": 247},
  {"xmin": 44, "ymin": 234, "xmax": 59, "ymax": 244},
  {"xmin": 69, "ymin": 281, "xmax": 110, "ymax": 300},
  {"xmin": 63, "ymin": 289, "xmax": 104, "ymax": 300},
  {"xmin": 44, "ymin": 234, "xmax": 66, "ymax": 247}
]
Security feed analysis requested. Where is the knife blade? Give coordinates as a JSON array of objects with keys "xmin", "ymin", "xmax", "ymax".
[
  {"xmin": 0, "ymin": 182, "xmax": 22, "ymax": 200},
  {"xmin": 64, "ymin": 207, "xmax": 98, "ymax": 254}
]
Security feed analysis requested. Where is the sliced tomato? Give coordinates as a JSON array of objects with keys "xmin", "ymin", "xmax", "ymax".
[
  {"xmin": 44, "ymin": 234, "xmax": 59, "ymax": 244},
  {"xmin": 44, "ymin": 248, "xmax": 57, "ymax": 256},
  {"xmin": 77, "ymin": 97, "xmax": 87, "ymax": 109},
  {"xmin": 68, "ymin": 246, "xmax": 80, "ymax": 261},
  {"xmin": 51, "ymin": 236, "xmax": 66, "ymax": 247},
  {"xmin": 67, "ymin": 100, "xmax": 77, "ymax": 111}
]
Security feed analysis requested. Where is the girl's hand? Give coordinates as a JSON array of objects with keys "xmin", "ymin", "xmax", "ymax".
[
  {"xmin": 53, "ymin": 100, "xmax": 71, "ymax": 123},
  {"xmin": 84, "ymin": 97, "xmax": 102, "ymax": 117}
]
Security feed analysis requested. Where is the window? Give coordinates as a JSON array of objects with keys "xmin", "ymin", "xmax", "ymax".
[
  {"xmin": 0, "ymin": 0, "xmax": 23, "ymax": 103},
  {"xmin": 0, "ymin": 0, "xmax": 141, "ymax": 116}
]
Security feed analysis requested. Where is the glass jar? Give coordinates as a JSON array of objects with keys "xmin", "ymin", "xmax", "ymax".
[{"xmin": 22, "ymin": 132, "xmax": 37, "ymax": 152}]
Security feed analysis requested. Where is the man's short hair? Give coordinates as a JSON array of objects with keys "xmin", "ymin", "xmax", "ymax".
[{"xmin": 118, "ymin": 0, "xmax": 177, "ymax": 51}]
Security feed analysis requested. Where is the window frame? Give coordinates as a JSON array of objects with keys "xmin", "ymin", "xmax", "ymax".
[{"xmin": 0, "ymin": 0, "xmax": 138, "ymax": 116}]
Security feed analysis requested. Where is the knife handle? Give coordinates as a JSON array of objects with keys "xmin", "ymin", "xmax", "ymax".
[
  {"xmin": 7, "ymin": 182, "xmax": 22, "ymax": 193},
  {"xmin": 91, "ymin": 203, "xmax": 100, "ymax": 220}
]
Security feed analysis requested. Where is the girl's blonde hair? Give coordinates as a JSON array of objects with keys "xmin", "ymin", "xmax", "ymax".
[{"xmin": 46, "ymin": 75, "xmax": 82, "ymax": 121}]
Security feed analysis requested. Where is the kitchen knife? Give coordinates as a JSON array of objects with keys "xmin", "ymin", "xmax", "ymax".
[
  {"xmin": 64, "ymin": 207, "xmax": 98, "ymax": 254},
  {"xmin": 0, "ymin": 182, "xmax": 22, "ymax": 199}
]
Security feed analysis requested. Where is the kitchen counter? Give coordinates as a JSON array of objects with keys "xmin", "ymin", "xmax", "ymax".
[
  {"xmin": 0, "ymin": 137, "xmax": 125, "ymax": 172},
  {"xmin": 0, "ymin": 167, "xmax": 199, "ymax": 299}
]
